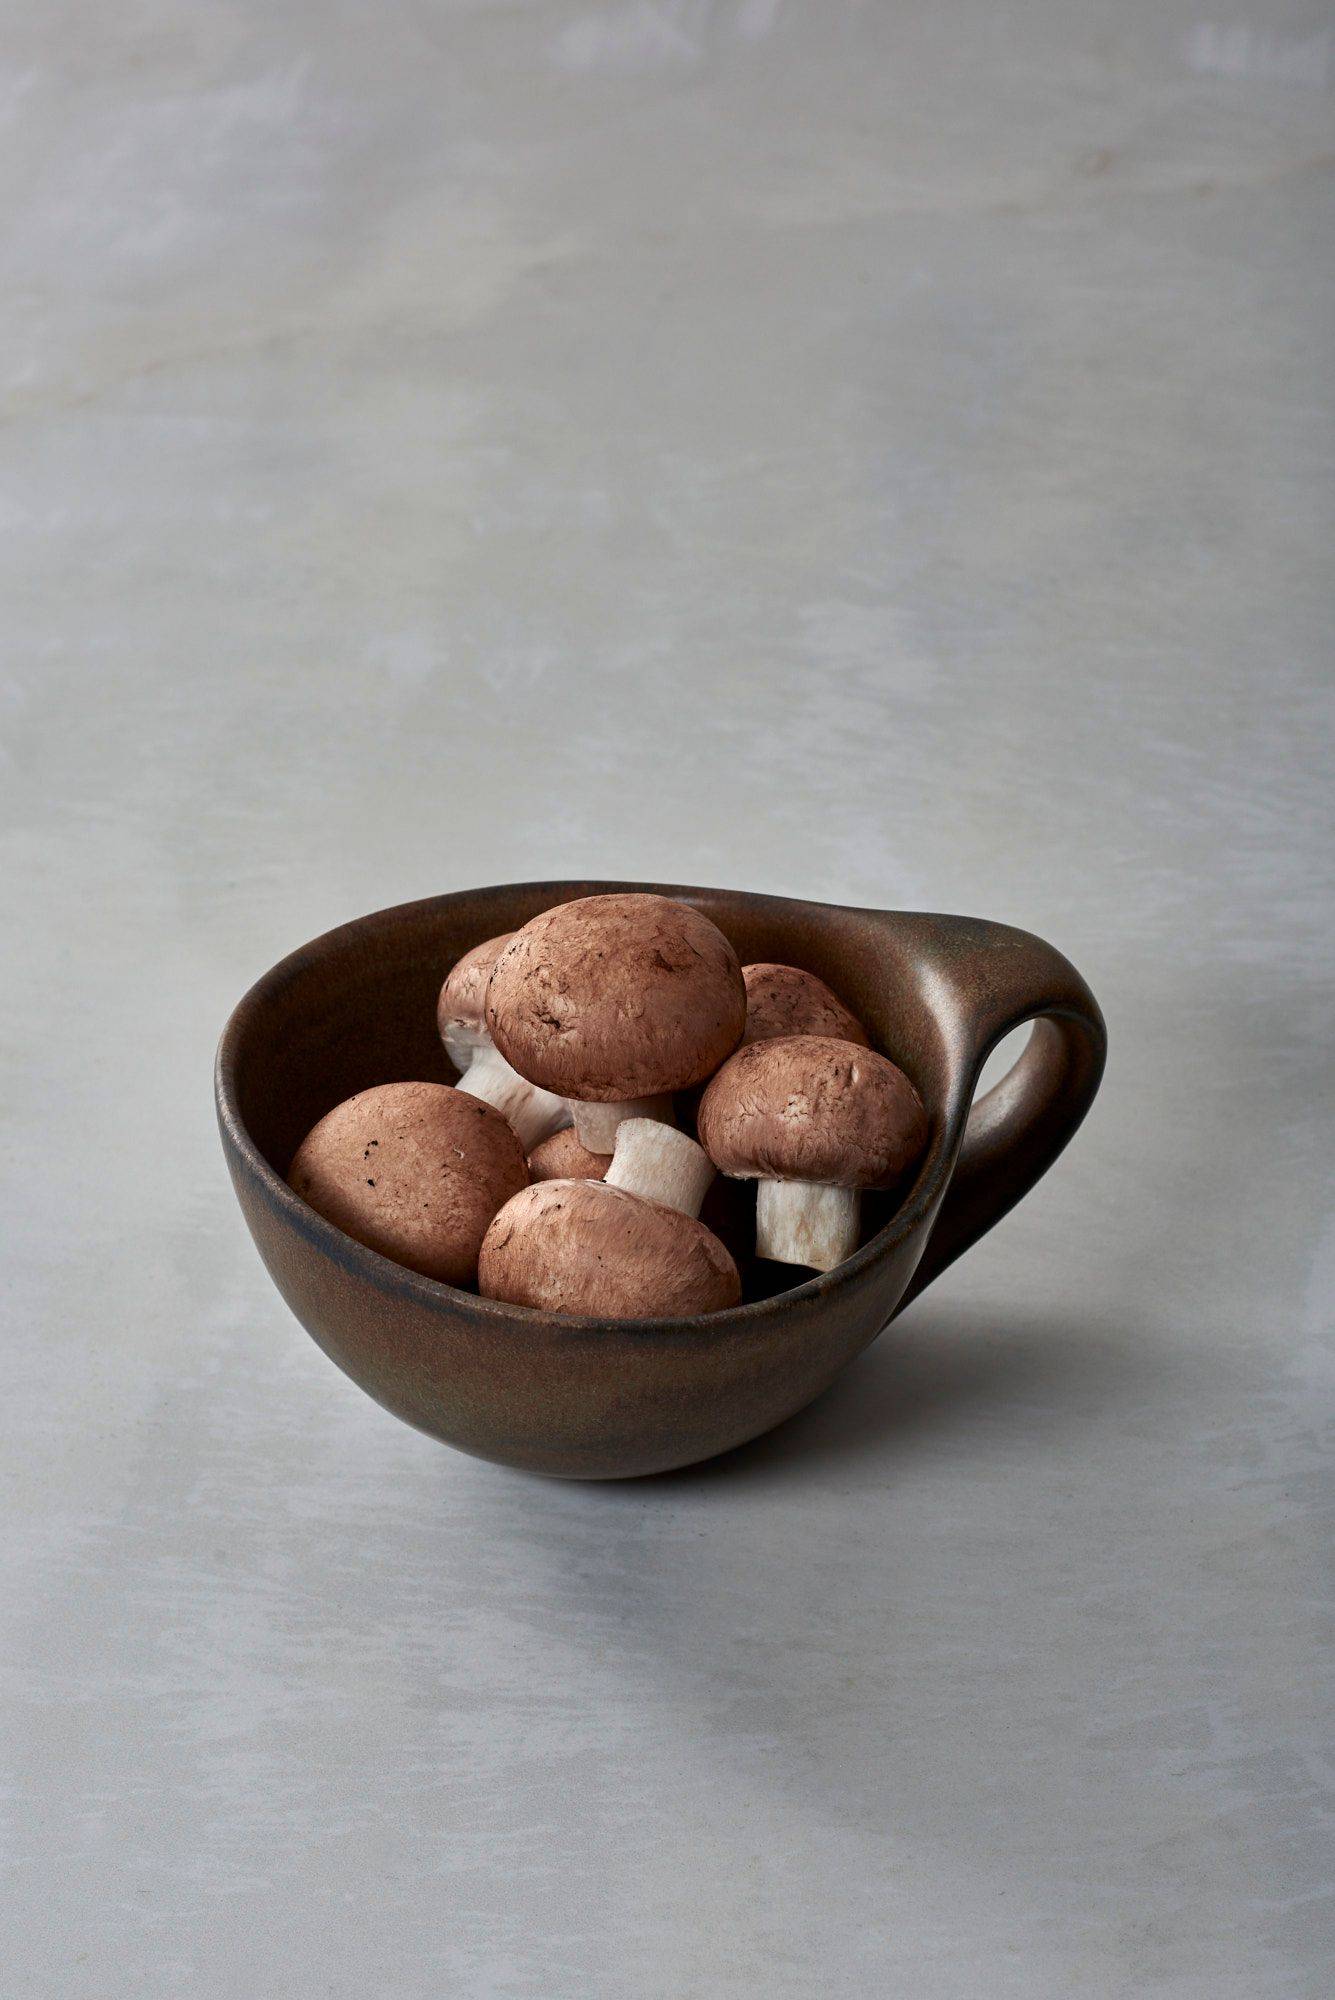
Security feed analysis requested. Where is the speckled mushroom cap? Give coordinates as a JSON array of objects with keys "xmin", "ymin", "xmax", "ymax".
[
  {"xmin": 527, "ymin": 1127, "xmax": 609, "ymax": 1183},
  {"xmin": 436, "ymin": 931, "xmax": 516, "ymax": 1069},
  {"xmin": 485, "ymin": 893, "xmax": 746, "ymax": 1101},
  {"xmin": 478, "ymin": 1178, "xmax": 741, "ymax": 1319},
  {"xmin": 287, "ymin": 1081, "xmax": 528, "ymax": 1285},
  {"xmin": 698, "ymin": 1035, "xmax": 928, "ymax": 1191},
  {"xmin": 742, "ymin": 963, "xmax": 870, "ymax": 1047}
]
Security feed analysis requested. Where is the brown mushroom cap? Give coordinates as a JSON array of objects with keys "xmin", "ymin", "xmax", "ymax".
[
  {"xmin": 486, "ymin": 893, "xmax": 746, "ymax": 1101},
  {"xmin": 478, "ymin": 1179, "xmax": 741, "ymax": 1319},
  {"xmin": 527, "ymin": 1127, "xmax": 609, "ymax": 1183},
  {"xmin": 742, "ymin": 963, "xmax": 870, "ymax": 1047},
  {"xmin": 698, "ymin": 1035, "xmax": 928, "ymax": 1191},
  {"xmin": 287, "ymin": 1081, "xmax": 527, "ymax": 1285},
  {"xmin": 436, "ymin": 932, "xmax": 516, "ymax": 1058}
]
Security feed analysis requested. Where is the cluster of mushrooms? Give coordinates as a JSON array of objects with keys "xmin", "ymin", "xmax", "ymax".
[{"xmin": 288, "ymin": 894, "xmax": 928, "ymax": 1319}]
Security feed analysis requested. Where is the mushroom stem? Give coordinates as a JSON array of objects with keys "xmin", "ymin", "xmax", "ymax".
[
  {"xmin": 604, "ymin": 1120, "xmax": 715, "ymax": 1220},
  {"xmin": 755, "ymin": 1180, "xmax": 860, "ymax": 1273},
  {"xmin": 455, "ymin": 1045, "xmax": 571, "ymax": 1153},
  {"xmin": 440, "ymin": 1022, "xmax": 488, "ymax": 1077},
  {"xmin": 571, "ymin": 1094, "xmax": 674, "ymax": 1154}
]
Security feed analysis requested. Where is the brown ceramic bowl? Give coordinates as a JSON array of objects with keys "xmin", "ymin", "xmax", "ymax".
[{"xmin": 216, "ymin": 881, "xmax": 1105, "ymax": 1479}]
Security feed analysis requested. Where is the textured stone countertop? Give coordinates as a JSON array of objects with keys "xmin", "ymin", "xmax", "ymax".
[{"xmin": 3, "ymin": 4, "xmax": 1332, "ymax": 1994}]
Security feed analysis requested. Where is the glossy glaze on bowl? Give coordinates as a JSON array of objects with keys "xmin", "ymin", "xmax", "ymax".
[{"xmin": 216, "ymin": 882, "xmax": 1105, "ymax": 1478}]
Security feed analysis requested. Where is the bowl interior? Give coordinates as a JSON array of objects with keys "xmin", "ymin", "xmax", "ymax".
[{"xmin": 226, "ymin": 882, "xmax": 961, "ymax": 1307}]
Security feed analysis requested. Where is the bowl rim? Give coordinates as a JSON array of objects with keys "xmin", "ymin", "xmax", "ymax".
[{"xmin": 215, "ymin": 880, "xmax": 972, "ymax": 1339}]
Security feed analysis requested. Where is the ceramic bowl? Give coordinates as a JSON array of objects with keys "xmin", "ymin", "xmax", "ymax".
[{"xmin": 215, "ymin": 881, "xmax": 1105, "ymax": 1478}]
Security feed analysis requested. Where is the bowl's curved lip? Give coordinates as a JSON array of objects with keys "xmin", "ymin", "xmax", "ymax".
[{"xmin": 215, "ymin": 881, "xmax": 970, "ymax": 1342}]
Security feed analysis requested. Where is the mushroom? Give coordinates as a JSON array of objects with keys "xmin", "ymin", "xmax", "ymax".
[
  {"xmin": 697, "ymin": 1035, "xmax": 928, "ymax": 1274},
  {"xmin": 742, "ymin": 962, "xmax": 870, "ymax": 1047},
  {"xmin": 478, "ymin": 1178, "xmax": 740, "ymax": 1319},
  {"xmin": 486, "ymin": 893, "xmax": 746, "ymax": 1151},
  {"xmin": 437, "ymin": 932, "xmax": 570, "ymax": 1151},
  {"xmin": 287, "ymin": 1081, "xmax": 528, "ymax": 1285},
  {"xmin": 527, "ymin": 1127, "xmax": 609, "ymax": 1183}
]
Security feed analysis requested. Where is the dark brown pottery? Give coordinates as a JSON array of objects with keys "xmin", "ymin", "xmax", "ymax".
[{"xmin": 215, "ymin": 882, "xmax": 1106, "ymax": 1479}]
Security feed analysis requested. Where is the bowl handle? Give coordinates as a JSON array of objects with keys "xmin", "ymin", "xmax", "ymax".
[{"xmin": 895, "ymin": 919, "xmax": 1107, "ymax": 1310}]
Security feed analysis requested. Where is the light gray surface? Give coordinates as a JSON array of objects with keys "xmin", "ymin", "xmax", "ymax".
[{"xmin": 4, "ymin": 3, "xmax": 1333, "ymax": 1994}]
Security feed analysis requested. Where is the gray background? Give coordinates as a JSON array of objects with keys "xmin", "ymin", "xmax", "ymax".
[{"xmin": 4, "ymin": 3, "xmax": 1333, "ymax": 1994}]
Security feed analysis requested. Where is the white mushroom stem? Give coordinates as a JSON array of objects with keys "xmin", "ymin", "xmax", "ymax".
[
  {"xmin": 571, "ymin": 1094, "xmax": 674, "ymax": 1154},
  {"xmin": 440, "ymin": 1021, "xmax": 489, "ymax": 1076},
  {"xmin": 604, "ymin": 1120, "xmax": 715, "ymax": 1220},
  {"xmin": 755, "ymin": 1180, "xmax": 860, "ymax": 1273},
  {"xmin": 455, "ymin": 1045, "xmax": 571, "ymax": 1153}
]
